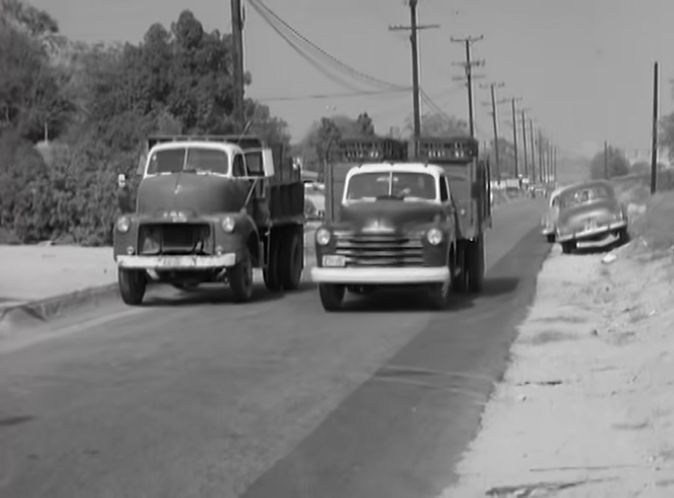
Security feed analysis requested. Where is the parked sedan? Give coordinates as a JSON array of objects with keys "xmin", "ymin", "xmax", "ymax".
[
  {"xmin": 540, "ymin": 186, "xmax": 565, "ymax": 243},
  {"xmin": 555, "ymin": 180, "xmax": 628, "ymax": 254}
]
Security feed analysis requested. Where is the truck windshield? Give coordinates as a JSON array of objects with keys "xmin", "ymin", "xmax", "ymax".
[
  {"xmin": 146, "ymin": 148, "xmax": 229, "ymax": 176},
  {"xmin": 345, "ymin": 172, "xmax": 437, "ymax": 201}
]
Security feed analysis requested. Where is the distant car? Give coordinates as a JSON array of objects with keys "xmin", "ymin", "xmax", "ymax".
[
  {"xmin": 540, "ymin": 186, "xmax": 565, "ymax": 243},
  {"xmin": 555, "ymin": 179, "xmax": 629, "ymax": 254}
]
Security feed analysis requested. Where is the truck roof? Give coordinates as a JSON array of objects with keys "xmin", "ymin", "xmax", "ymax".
[
  {"xmin": 347, "ymin": 162, "xmax": 446, "ymax": 178},
  {"xmin": 148, "ymin": 141, "xmax": 244, "ymax": 153}
]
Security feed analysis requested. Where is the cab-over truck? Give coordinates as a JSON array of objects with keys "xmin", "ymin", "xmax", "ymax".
[
  {"xmin": 113, "ymin": 135, "xmax": 304, "ymax": 305},
  {"xmin": 310, "ymin": 136, "xmax": 491, "ymax": 311}
]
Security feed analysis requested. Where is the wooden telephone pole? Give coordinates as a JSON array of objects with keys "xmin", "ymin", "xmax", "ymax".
[
  {"xmin": 389, "ymin": 0, "xmax": 439, "ymax": 153},
  {"xmin": 450, "ymin": 35, "xmax": 484, "ymax": 137},
  {"xmin": 520, "ymin": 109, "xmax": 529, "ymax": 180},
  {"xmin": 481, "ymin": 82, "xmax": 505, "ymax": 182},
  {"xmin": 651, "ymin": 61, "xmax": 659, "ymax": 194},
  {"xmin": 230, "ymin": 0, "xmax": 245, "ymax": 130}
]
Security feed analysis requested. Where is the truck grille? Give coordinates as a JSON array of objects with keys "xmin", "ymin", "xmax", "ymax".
[
  {"xmin": 334, "ymin": 233, "xmax": 424, "ymax": 267},
  {"xmin": 138, "ymin": 223, "xmax": 212, "ymax": 255}
]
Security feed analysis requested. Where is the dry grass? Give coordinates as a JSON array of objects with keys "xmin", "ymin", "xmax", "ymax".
[{"xmin": 629, "ymin": 190, "xmax": 674, "ymax": 250}]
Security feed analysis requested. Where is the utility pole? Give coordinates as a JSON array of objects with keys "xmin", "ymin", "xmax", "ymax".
[
  {"xmin": 538, "ymin": 130, "xmax": 545, "ymax": 183},
  {"xmin": 230, "ymin": 0, "xmax": 245, "ymax": 131},
  {"xmin": 651, "ymin": 61, "xmax": 659, "ymax": 194},
  {"xmin": 450, "ymin": 35, "xmax": 484, "ymax": 138},
  {"xmin": 499, "ymin": 97, "xmax": 523, "ymax": 178},
  {"xmin": 389, "ymin": 1, "xmax": 440, "ymax": 154},
  {"xmin": 520, "ymin": 109, "xmax": 529, "ymax": 180},
  {"xmin": 604, "ymin": 140, "xmax": 609, "ymax": 179},
  {"xmin": 481, "ymin": 82, "xmax": 505, "ymax": 182},
  {"xmin": 529, "ymin": 119, "xmax": 536, "ymax": 182}
]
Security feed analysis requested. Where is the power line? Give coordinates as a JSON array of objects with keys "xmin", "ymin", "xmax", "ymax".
[
  {"xmin": 248, "ymin": 0, "xmax": 408, "ymax": 92},
  {"xmin": 246, "ymin": 0, "xmax": 365, "ymax": 92}
]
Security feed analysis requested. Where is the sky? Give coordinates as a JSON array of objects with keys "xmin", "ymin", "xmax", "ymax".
[{"xmin": 30, "ymin": 0, "xmax": 674, "ymax": 159}]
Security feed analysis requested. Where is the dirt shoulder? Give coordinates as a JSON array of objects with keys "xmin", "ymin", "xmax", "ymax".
[{"xmin": 440, "ymin": 226, "xmax": 674, "ymax": 496}]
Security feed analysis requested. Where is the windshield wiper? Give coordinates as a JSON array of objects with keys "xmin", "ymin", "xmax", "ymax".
[{"xmin": 376, "ymin": 194, "xmax": 405, "ymax": 201}]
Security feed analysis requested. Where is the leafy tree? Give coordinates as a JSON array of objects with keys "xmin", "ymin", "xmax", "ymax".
[
  {"xmin": 404, "ymin": 112, "xmax": 468, "ymax": 138},
  {"xmin": 589, "ymin": 146, "xmax": 630, "ymax": 179},
  {"xmin": 297, "ymin": 113, "xmax": 377, "ymax": 171},
  {"xmin": 0, "ymin": 5, "xmax": 292, "ymax": 244},
  {"xmin": 660, "ymin": 112, "xmax": 674, "ymax": 162}
]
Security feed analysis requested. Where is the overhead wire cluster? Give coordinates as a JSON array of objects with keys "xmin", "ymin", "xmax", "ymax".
[{"xmin": 247, "ymin": 0, "xmax": 409, "ymax": 95}]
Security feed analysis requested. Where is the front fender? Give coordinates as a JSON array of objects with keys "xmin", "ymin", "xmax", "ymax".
[{"xmin": 215, "ymin": 212, "xmax": 260, "ymax": 260}]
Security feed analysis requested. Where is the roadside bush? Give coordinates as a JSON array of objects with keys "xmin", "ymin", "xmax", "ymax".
[{"xmin": 629, "ymin": 191, "xmax": 674, "ymax": 250}]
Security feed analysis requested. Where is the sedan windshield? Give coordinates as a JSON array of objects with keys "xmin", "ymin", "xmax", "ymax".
[
  {"xmin": 345, "ymin": 172, "xmax": 437, "ymax": 201},
  {"xmin": 146, "ymin": 148, "xmax": 229, "ymax": 176}
]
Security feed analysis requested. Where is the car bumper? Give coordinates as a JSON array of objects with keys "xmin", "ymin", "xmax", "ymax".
[
  {"xmin": 116, "ymin": 253, "xmax": 237, "ymax": 270},
  {"xmin": 556, "ymin": 220, "xmax": 627, "ymax": 243},
  {"xmin": 310, "ymin": 266, "xmax": 450, "ymax": 285}
]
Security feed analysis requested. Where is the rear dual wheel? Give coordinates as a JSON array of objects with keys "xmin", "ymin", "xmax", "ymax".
[
  {"xmin": 264, "ymin": 228, "xmax": 303, "ymax": 292},
  {"xmin": 452, "ymin": 237, "xmax": 485, "ymax": 294}
]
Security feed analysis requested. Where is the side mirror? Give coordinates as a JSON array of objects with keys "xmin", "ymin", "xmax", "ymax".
[
  {"xmin": 261, "ymin": 148, "xmax": 275, "ymax": 178},
  {"xmin": 136, "ymin": 153, "xmax": 147, "ymax": 176}
]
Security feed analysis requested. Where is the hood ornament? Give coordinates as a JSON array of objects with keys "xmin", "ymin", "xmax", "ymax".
[{"xmin": 362, "ymin": 219, "xmax": 395, "ymax": 233}]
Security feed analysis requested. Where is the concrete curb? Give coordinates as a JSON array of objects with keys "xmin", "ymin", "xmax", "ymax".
[{"xmin": 0, "ymin": 283, "xmax": 119, "ymax": 332}]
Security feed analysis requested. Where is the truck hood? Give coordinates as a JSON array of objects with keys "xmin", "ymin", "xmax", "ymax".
[
  {"xmin": 136, "ymin": 173, "xmax": 248, "ymax": 216},
  {"xmin": 338, "ymin": 200, "xmax": 445, "ymax": 233},
  {"xmin": 558, "ymin": 198, "xmax": 620, "ymax": 228}
]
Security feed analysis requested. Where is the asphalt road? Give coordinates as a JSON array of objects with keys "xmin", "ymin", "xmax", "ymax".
[{"xmin": 0, "ymin": 198, "xmax": 548, "ymax": 498}]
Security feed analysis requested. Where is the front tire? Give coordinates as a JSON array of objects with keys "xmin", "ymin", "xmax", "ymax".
[
  {"xmin": 228, "ymin": 249, "xmax": 254, "ymax": 302},
  {"xmin": 561, "ymin": 240, "xmax": 576, "ymax": 254},
  {"xmin": 427, "ymin": 278, "xmax": 450, "ymax": 310},
  {"xmin": 452, "ymin": 242, "xmax": 468, "ymax": 293},
  {"xmin": 617, "ymin": 227, "xmax": 630, "ymax": 245},
  {"xmin": 318, "ymin": 284, "xmax": 345, "ymax": 311},
  {"xmin": 118, "ymin": 269, "xmax": 147, "ymax": 305},
  {"xmin": 546, "ymin": 233, "xmax": 556, "ymax": 243}
]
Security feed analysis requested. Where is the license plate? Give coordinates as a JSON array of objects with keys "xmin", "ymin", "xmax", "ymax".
[
  {"xmin": 156, "ymin": 256, "xmax": 197, "ymax": 268},
  {"xmin": 322, "ymin": 255, "xmax": 346, "ymax": 267}
]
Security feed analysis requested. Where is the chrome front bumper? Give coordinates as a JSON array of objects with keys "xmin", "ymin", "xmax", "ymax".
[
  {"xmin": 310, "ymin": 266, "xmax": 450, "ymax": 285},
  {"xmin": 556, "ymin": 220, "xmax": 627, "ymax": 243},
  {"xmin": 116, "ymin": 253, "xmax": 237, "ymax": 270}
]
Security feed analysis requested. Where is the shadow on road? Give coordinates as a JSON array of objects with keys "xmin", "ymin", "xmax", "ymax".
[
  {"xmin": 334, "ymin": 276, "xmax": 521, "ymax": 313},
  {"xmin": 143, "ymin": 283, "xmax": 302, "ymax": 307}
]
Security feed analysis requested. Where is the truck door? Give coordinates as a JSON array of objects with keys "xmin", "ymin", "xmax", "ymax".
[{"xmin": 439, "ymin": 176, "xmax": 457, "ymax": 232}]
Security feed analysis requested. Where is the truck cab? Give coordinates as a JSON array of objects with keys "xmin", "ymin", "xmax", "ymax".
[
  {"xmin": 312, "ymin": 161, "xmax": 459, "ymax": 310},
  {"xmin": 311, "ymin": 136, "xmax": 491, "ymax": 312},
  {"xmin": 113, "ymin": 135, "xmax": 304, "ymax": 305}
]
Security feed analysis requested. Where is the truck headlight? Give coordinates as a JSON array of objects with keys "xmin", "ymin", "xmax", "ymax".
[
  {"xmin": 426, "ymin": 227, "xmax": 443, "ymax": 245},
  {"xmin": 116, "ymin": 216, "xmax": 131, "ymax": 233},
  {"xmin": 315, "ymin": 227, "xmax": 331, "ymax": 246},
  {"xmin": 221, "ymin": 216, "xmax": 235, "ymax": 233}
]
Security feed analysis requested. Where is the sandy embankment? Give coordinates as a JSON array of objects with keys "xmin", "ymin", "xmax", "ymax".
[{"xmin": 440, "ymin": 236, "xmax": 674, "ymax": 497}]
